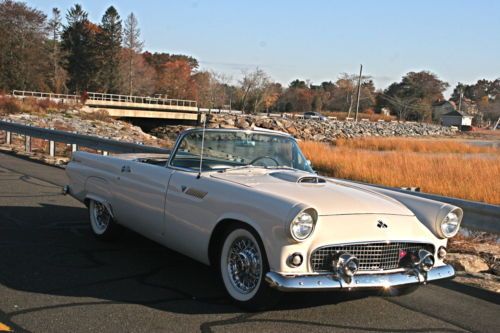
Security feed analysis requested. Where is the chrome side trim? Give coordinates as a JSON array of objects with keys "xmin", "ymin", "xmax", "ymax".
[{"xmin": 265, "ymin": 264, "xmax": 455, "ymax": 292}]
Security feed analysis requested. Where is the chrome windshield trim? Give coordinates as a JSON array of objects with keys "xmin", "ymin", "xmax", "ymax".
[{"xmin": 166, "ymin": 127, "xmax": 303, "ymax": 172}]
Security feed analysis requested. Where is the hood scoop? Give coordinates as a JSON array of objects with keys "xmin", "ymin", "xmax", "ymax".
[{"xmin": 269, "ymin": 171, "xmax": 326, "ymax": 184}]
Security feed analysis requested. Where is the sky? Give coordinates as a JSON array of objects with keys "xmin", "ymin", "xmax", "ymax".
[{"xmin": 29, "ymin": 0, "xmax": 500, "ymax": 97}]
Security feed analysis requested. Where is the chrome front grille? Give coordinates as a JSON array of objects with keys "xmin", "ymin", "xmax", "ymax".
[{"xmin": 311, "ymin": 242, "xmax": 435, "ymax": 272}]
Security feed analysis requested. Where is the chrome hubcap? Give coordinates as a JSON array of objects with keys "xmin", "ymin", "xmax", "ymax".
[
  {"xmin": 92, "ymin": 202, "xmax": 110, "ymax": 232},
  {"xmin": 227, "ymin": 237, "xmax": 262, "ymax": 294}
]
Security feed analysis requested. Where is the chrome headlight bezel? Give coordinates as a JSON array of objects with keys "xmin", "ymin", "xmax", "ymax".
[
  {"xmin": 438, "ymin": 208, "xmax": 462, "ymax": 238},
  {"xmin": 289, "ymin": 208, "xmax": 317, "ymax": 241}
]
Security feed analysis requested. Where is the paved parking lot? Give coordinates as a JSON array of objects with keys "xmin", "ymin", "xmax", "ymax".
[{"xmin": 0, "ymin": 152, "xmax": 499, "ymax": 333}]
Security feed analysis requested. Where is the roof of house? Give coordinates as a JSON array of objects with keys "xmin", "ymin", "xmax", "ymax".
[{"xmin": 442, "ymin": 109, "xmax": 472, "ymax": 117}]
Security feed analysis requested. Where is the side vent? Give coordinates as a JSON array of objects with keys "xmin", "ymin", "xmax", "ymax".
[
  {"xmin": 184, "ymin": 187, "xmax": 208, "ymax": 199},
  {"xmin": 298, "ymin": 176, "xmax": 326, "ymax": 184}
]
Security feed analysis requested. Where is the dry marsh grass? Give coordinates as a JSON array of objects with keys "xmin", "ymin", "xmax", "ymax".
[
  {"xmin": 300, "ymin": 140, "xmax": 500, "ymax": 205},
  {"xmin": 334, "ymin": 137, "xmax": 499, "ymax": 154}
]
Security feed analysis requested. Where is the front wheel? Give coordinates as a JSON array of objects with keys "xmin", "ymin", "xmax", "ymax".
[{"xmin": 219, "ymin": 225, "xmax": 278, "ymax": 310}]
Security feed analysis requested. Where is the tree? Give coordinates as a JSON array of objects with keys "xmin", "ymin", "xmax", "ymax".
[
  {"xmin": 61, "ymin": 4, "xmax": 100, "ymax": 92},
  {"xmin": 381, "ymin": 71, "xmax": 448, "ymax": 121},
  {"xmin": 123, "ymin": 12, "xmax": 144, "ymax": 95},
  {"xmin": 143, "ymin": 52, "xmax": 199, "ymax": 73},
  {"xmin": 47, "ymin": 7, "xmax": 67, "ymax": 93},
  {"xmin": 321, "ymin": 73, "xmax": 374, "ymax": 114},
  {"xmin": 118, "ymin": 51, "xmax": 155, "ymax": 95},
  {"xmin": 238, "ymin": 69, "xmax": 273, "ymax": 113},
  {"xmin": 451, "ymin": 79, "xmax": 500, "ymax": 121},
  {"xmin": 98, "ymin": 6, "xmax": 122, "ymax": 93},
  {"xmin": 278, "ymin": 82, "xmax": 313, "ymax": 113},
  {"xmin": 0, "ymin": 0, "xmax": 50, "ymax": 91},
  {"xmin": 157, "ymin": 59, "xmax": 196, "ymax": 100}
]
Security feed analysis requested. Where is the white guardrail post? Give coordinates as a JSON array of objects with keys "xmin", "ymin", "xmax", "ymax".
[{"xmin": 25, "ymin": 135, "xmax": 31, "ymax": 152}]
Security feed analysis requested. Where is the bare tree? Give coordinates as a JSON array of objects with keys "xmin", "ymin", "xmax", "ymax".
[
  {"xmin": 239, "ymin": 68, "xmax": 272, "ymax": 113},
  {"xmin": 123, "ymin": 13, "xmax": 144, "ymax": 95}
]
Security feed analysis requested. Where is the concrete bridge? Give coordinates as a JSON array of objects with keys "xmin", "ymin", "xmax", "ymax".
[{"xmin": 12, "ymin": 90, "xmax": 200, "ymax": 121}]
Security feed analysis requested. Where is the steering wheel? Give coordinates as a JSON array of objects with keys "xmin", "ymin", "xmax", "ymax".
[{"xmin": 249, "ymin": 156, "xmax": 280, "ymax": 167}]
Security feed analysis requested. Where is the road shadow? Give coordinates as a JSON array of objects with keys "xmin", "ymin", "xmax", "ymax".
[{"xmin": 0, "ymin": 203, "xmax": 377, "ymax": 316}]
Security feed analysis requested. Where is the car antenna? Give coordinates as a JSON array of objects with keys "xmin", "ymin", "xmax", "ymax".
[{"xmin": 197, "ymin": 113, "xmax": 207, "ymax": 179}]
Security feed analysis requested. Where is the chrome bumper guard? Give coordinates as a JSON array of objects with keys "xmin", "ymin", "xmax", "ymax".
[{"xmin": 265, "ymin": 264, "xmax": 455, "ymax": 292}]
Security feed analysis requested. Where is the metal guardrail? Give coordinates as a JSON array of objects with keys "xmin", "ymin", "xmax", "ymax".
[
  {"xmin": 0, "ymin": 120, "xmax": 170, "ymax": 155},
  {"xmin": 0, "ymin": 119, "xmax": 498, "ymax": 233}
]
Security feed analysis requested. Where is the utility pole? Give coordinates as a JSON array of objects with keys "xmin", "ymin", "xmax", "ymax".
[
  {"xmin": 355, "ymin": 64, "xmax": 363, "ymax": 122},
  {"xmin": 458, "ymin": 88, "xmax": 464, "ymax": 113}
]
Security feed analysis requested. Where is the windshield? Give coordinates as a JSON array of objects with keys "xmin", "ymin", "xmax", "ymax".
[{"xmin": 170, "ymin": 130, "xmax": 313, "ymax": 173}]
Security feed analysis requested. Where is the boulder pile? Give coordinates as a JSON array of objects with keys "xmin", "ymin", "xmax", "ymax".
[{"xmin": 151, "ymin": 113, "xmax": 456, "ymax": 142}]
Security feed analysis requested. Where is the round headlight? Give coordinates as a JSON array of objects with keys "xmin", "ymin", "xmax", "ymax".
[
  {"xmin": 440, "ymin": 211, "xmax": 460, "ymax": 237},
  {"xmin": 290, "ymin": 210, "xmax": 316, "ymax": 241}
]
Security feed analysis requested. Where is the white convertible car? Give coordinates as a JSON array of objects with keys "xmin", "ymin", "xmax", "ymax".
[{"xmin": 65, "ymin": 127, "xmax": 461, "ymax": 309}]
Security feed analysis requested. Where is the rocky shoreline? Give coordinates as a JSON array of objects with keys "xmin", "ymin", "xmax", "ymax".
[{"xmin": 151, "ymin": 113, "xmax": 457, "ymax": 142}]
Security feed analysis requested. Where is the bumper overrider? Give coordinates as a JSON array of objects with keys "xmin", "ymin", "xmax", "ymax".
[{"xmin": 266, "ymin": 249, "xmax": 455, "ymax": 291}]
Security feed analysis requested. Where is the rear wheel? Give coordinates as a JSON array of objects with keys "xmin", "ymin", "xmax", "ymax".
[
  {"xmin": 88, "ymin": 199, "xmax": 120, "ymax": 240},
  {"xmin": 218, "ymin": 225, "xmax": 278, "ymax": 310}
]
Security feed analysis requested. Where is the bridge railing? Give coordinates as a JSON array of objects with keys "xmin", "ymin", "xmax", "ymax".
[
  {"xmin": 12, "ymin": 90, "xmax": 79, "ymax": 102},
  {"xmin": 86, "ymin": 92, "xmax": 197, "ymax": 108},
  {"xmin": 0, "ymin": 119, "xmax": 498, "ymax": 233},
  {"xmin": 12, "ymin": 90, "xmax": 198, "ymax": 108}
]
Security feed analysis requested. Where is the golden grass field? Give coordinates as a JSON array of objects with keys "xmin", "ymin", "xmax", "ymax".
[{"xmin": 299, "ymin": 137, "xmax": 500, "ymax": 205}]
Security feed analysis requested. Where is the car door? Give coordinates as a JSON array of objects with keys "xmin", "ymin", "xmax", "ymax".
[
  {"xmin": 163, "ymin": 170, "xmax": 215, "ymax": 261},
  {"xmin": 112, "ymin": 160, "xmax": 174, "ymax": 242}
]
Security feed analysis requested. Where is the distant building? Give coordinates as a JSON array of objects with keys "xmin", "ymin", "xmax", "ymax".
[
  {"xmin": 433, "ymin": 99, "xmax": 480, "ymax": 123},
  {"xmin": 440, "ymin": 110, "xmax": 473, "ymax": 129},
  {"xmin": 432, "ymin": 100, "xmax": 456, "ymax": 122}
]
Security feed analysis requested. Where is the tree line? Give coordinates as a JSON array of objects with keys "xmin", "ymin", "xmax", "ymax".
[{"xmin": 0, "ymin": 0, "xmax": 499, "ymax": 122}]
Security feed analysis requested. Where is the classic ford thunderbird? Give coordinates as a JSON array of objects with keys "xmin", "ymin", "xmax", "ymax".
[{"xmin": 65, "ymin": 127, "xmax": 461, "ymax": 309}]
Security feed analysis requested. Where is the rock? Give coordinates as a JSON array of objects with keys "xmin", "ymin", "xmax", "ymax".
[
  {"xmin": 236, "ymin": 118, "xmax": 250, "ymax": 129},
  {"xmin": 446, "ymin": 253, "xmax": 490, "ymax": 273}
]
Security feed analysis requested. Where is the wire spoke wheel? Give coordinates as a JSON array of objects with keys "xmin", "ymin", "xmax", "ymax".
[
  {"xmin": 90, "ymin": 201, "xmax": 111, "ymax": 235},
  {"xmin": 220, "ymin": 227, "xmax": 270, "ymax": 304},
  {"xmin": 227, "ymin": 237, "xmax": 262, "ymax": 294}
]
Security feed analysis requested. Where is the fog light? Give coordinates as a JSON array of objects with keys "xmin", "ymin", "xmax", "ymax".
[
  {"xmin": 288, "ymin": 253, "xmax": 303, "ymax": 267},
  {"xmin": 418, "ymin": 249, "xmax": 435, "ymax": 272},
  {"xmin": 438, "ymin": 246, "xmax": 447, "ymax": 259}
]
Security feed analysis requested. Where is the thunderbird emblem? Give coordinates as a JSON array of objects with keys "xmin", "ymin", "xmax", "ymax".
[{"xmin": 377, "ymin": 220, "xmax": 388, "ymax": 228}]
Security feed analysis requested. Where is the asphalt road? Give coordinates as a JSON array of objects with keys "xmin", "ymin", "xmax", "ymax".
[{"xmin": 0, "ymin": 151, "xmax": 499, "ymax": 333}]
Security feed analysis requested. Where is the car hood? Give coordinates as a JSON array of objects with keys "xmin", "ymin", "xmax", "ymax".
[{"xmin": 211, "ymin": 169, "xmax": 414, "ymax": 216}]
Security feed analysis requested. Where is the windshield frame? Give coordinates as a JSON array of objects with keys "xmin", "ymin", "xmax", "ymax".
[{"xmin": 166, "ymin": 128, "xmax": 313, "ymax": 173}]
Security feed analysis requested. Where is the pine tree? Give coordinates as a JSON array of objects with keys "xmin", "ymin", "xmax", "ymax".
[
  {"xmin": 98, "ymin": 6, "xmax": 122, "ymax": 93},
  {"xmin": 61, "ymin": 4, "xmax": 99, "ymax": 92},
  {"xmin": 47, "ymin": 7, "xmax": 67, "ymax": 93}
]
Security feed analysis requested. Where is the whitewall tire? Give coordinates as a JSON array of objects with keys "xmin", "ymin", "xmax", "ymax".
[
  {"xmin": 219, "ymin": 225, "xmax": 277, "ymax": 310},
  {"xmin": 88, "ymin": 199, "xmax": 120, "ymax": 240}
]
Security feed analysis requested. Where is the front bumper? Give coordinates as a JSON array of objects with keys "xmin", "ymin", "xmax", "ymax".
[{"xmin": 265, "ymin": 264, "xmax": 455, "ymax": 291}]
